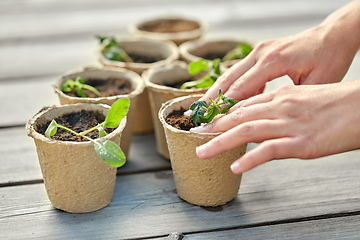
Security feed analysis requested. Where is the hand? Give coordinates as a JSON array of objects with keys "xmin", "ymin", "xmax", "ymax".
[
  {"xmin": 200, "ymin": 0, "xmax": 360, "ymax": 104},
  {"xmin": 191, "ymin": 80, "xmax": 360, "ymax": 174}
]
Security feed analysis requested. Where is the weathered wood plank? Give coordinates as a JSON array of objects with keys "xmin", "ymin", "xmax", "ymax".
[
  {"xmin": 1, "ymin": 150, "xmax": 360, "ymax": 239},
  {"xmin": 163, "ymin": 215, "xmax": 360, "ymax": 239},
  {"xmin": 0, "ymin": 0, "xmax": 351, "ymax": 42},
  {"xmin": 0, "ymin": 127, "xmax": 170, "ymax": 185}
]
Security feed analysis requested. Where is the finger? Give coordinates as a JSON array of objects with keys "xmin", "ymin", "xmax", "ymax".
[
  {"xmin": 200, "ymin": 55, "xmax": 257, "ymax": 104},
  {"xmin": 230, "ymin": 137, "xmax": 304, "ymax": 174},
  {"xmin": 227, "ymin": 91, "xmax": 275, "ymax": 115},
  {"xmin": 190, "ymin": 101, "xmax": 275, "ymax": 133},
  {"xmin": 195, "ymin": 119, "xmax": 291, "ymax": 159},
  {"xmin": 225, "ymin": 58, "xmax": 286, "ymax": 101}
]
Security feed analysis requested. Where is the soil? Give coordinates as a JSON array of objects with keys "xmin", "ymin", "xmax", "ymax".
[
  {"xmin": 139, "ymin": 19, "xmax": 200, "ymax": 33},
  {"xmin": 127, "ymin": 52, "xmax": 164, "ymax": 63},
  {"xmin": 165, "ymin": 108, "xmax": 195, "ymax": 131},
  {"xmin": 201, "ymin": 52, "xmax": 226, "ymax": 61},
  {"xmin": 65, "ymin": 78, "xmax": 133, "ymax": 98},
  {"xmin": 37, "ymin": 110, "xmax": 115, "ymax": 142}
]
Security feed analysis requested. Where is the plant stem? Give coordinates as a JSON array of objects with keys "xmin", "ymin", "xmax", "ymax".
[
  {"xmin": 79, "ymin": 122, "xmax": 104, "ymax": 136},
  {"xmin": 56, "ymin": 124, "xmax": 97, "ymax": 144}
]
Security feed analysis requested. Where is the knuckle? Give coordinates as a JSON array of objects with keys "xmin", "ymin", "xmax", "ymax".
[
  {"xmin": 230, "ymin": 108, "xmax": 245, "ymax": 123},
  {"xmin": 238, "ymin": 122, "xmax": 254, "ymax": 136}
]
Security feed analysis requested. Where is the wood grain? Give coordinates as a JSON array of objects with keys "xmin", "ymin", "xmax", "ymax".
[{"xmin": 1, "ymin": 150, "xmax": 360, "ymax": 239}]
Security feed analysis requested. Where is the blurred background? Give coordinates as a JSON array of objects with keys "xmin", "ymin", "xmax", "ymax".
[{"xmin": 0, "ymin": 0, "xmax": 354, "ymax": 125}]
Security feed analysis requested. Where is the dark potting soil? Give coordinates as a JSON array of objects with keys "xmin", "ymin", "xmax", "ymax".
[
  {"xmin": 36, "ymin": 110, "xmax": 115, "ymax": 142},
  {"xmin": 65, "ymin": 78, "xmax": 133, "ymax": 98},
  {"xmin": 165, "ymin": 108, "xmax": 195, "ymax": 131},
  {"xmin": 139, "ymin": 19, "xmax": 200, "ymax": 33},
  {"xmin": 201, "ymin": 52, "xmax": 226, "ymax": 61},
  {"xmin": 127, "ymin": 52, "xmax": 164, "ymax": 63}
]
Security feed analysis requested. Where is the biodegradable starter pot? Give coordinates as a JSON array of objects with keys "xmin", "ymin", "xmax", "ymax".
[
  {"xmin": 180, "ymin": 38, "xmax": 257, "ymax": 68},
  {"xmin": 129, "ymin": 16, "xmax": 207, "ymax": 46},
  {"xmin": 143, "ymin": 61, "xmax": 208, "ymax": 159},
  {"xmin": 159, "ymin": 95, "xmax": 247, "ymax": 206},
  {"xmin": 26, "ymin": 103, "xmax": 126, "ymax": 213},
  {"xmin": 97, "ymin": 38, "xmax": 179, "ymax": 134},
  {"xmin": 53, "ymin": 67, "xmax": 144, "ymax": 157}
]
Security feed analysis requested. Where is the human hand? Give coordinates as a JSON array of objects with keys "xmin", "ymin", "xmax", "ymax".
[{"xmin": 191, "ymin": 80, "xmax": 360, "ymax": 174}]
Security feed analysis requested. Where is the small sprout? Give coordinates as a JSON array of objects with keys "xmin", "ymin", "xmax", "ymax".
[
  {"xmin": 180, "ymin": 58, "xmax": 221, "ymax": 89},
  {"xmin": 44, "ymin": 98, "xmax": 130, "ymax": 167},
  {"xmin": 222, "ymin": 43, "xmax": 253, "ymax": 61},
  {"xmin": 62, "ymin": 76, "xmax": 101, "ymax": 98},
  {"xmin": 96, "ymin": 35, "xmax": 133, "ymax": 63},
  {"xmin": 189, "ymin": 89, "xmax": 238, "ymax": 126}
]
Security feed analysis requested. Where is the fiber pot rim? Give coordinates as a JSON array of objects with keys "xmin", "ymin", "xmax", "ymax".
[
  {"xmin": 52, "ymin": 66, "xmax": 145, "ymax": 103},
  {"xmin": 26, "ymin": 103, "xmax": 127, "ymax": 146},
  {"xmin": 159, "ymin": 94, "xmax": 222, "ymax": 138},
  {"xmin": 179, "ymin": 37, "xmax": 257, "ymax": 64},
  {"xmin": 142, "ymin": 61, "xmax": 210, "ymax": 95},
  {"xmin": 96, "ymin": 38, "xmax": 179, "ymax": 71},
  {"xmin": 128, "ymin": 16, "xmax": 208, "ymax": 44}
]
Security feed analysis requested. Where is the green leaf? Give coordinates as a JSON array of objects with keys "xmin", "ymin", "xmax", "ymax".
[
  {"xmin": 188, "ymin": 59, "xmax": 209, "ymax": 75},
  {"xmin": 61, "ymin": 79, "xmax": 76, "ymax": 93},
  {"xmin": 189, "ymin": 100, "xmax": 208, "ymax": 126},
  {"xmin": 222, "ymin": 43, "xmax": 253, "ymax": 61},
  {"xmin": 76, "ymin": 76, "xmax": 85, "ymax": 84},
  {"xmin": 76, "ymin": 86, "xmax": 87, "ymax": 98},
  {"xmin": 212, "ymin": 58, "xmax": 221, "ymax": 76},
  {"xmin": 94, "ymin": 140, "xmax": 126, "ymax": 167},
  {"xmin": 81, "ymin": 84, "xmax": 101, "ymax": 97},
  {"xmin": 98, "ymin": 126, "xmax": 107, "ymax": 138},
  {"xmin": 203, "ymin": 104, "xmax": 221, "ymax": 123},
  {"xmin": 45, "ymin": 119, "xmax": 58, "ymax": 138},
  {"xmin": 180, "ymin": 75, "xmax": 215, "ymax": 89},
  {"xmin": 96, "ymin": 35, "xmax": 108, "ymax": 43},
  {"xmin": 104, "ymin": 98, "xmax": 130, "ymax": 128}
]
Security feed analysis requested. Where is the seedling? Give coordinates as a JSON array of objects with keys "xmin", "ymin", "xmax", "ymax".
[
  {"xmin": 180, "ymin": 58, "xmax": 221, "ymax": 89},
  {"xmin": 189, "ymin": 89, "xmax": 238, "ymax": 126},
  {"xmin": 62, "ymin": 76, "xmax": 101, "ymax": 98},
  {"xmin": 222, "ymin": 43, "xmax": 253, "ymax": 61},
  {"xmin": 97, "ymin": 35, "xmax": 133, "ymax": 63},
  {"xmin": 45, "ymin": 98, "xmax": 130, "ymax": 167}
]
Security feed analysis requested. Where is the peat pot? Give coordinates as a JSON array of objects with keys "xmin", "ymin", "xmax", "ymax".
[
  {"xmin": 26, "ymin": 103, "xmax": 126, "ymax": 213},
  {"xmin": 97, "ymin": 38, "xmax": 179, "ymax": 134},
  {"xmin": 143, "ymin": 61, "xmax": 208, "ymax": 159},
  {"xmin": 53, "ymin": 67, "xmax": 144, "ymax": 157},
  {"xmin": 159, "ymin": 95, "xmax": 247, "ymax": 206},
  {"xmin": 129, "ymin": 16, "xmax": 207, "ymax": 46},
  {"xmin": 180, "ymin": 38, "xmax": 257, "ymax": 68}
]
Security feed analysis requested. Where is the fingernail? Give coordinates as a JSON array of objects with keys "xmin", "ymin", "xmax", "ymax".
[
  {"xmin": 184, "ymin": 110, "xmax": 192, "ymax": 117},
  {"xmin": 189, "ymin": 126, "xmax": 203, "ymax": 133},
  {"xmin": 196, "ymin": 145, "xmax": 206, "ymax": 158},
  {"xmin": 231, "ymin": 161, "xmax": 241, "ymax": 174}
]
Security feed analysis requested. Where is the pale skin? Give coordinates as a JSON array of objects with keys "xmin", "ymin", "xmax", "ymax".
[{"xmin": 190, "ymin": 0, "xmax": 360, "ymax": 174}]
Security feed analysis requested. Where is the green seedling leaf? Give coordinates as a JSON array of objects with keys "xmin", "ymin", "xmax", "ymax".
[
  {"xmin": 94, "ymin": 140, "xmax": 126, "ymax": 167},
  {"xmin": 96, "ymin": 35, "xmax": 108, "ymax": 44},
  {"xmin": 104, "ymin": 98, "xmax": 130, "ymax": 128},
  {"xmin": 61, "ymin": 76, "xmax": 101, "ymax": 98},
  {"xmin": 98, "ymin": 36, "xmax": 133, "ymax": 63},
  {"xmin": 223, "ymin": 43, "xmax": 253, "ymax": 61},
  {"xmin": 203, "ymin": 104, "xmax": 221, "ymax": 123},
  {"xmin": 188, "ymin": 89, "xmax": 238, "ymax": 127},
  {"xmin": 212, "ymin": 58, "xmax": 221, "ymax": 76},
  {"xmin": 45, "ymin": 119, "xmax": 58, "ymax": 138},
  {"xmin": 180, "ymin": 74, "xmax": 215, "ymax": 89},
  {"xmin": 190, "ymin": 100, "xmax": 208, "ymax": 126},
  {"xmin": 180, "ymin": 58, "xmax": 221, "ymax": 89},
  {"xmin": 98, "ymin": 126, "xmax": 107, "ymax": 138},
  {"xmin": 188, "ymin": 59, "xmax": 209, "ymax": 75}
]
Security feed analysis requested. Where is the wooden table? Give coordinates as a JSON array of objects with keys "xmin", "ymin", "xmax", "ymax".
[{"xmin": 1, "ymin": 0, "xmax": 360, "ymax": 239}]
